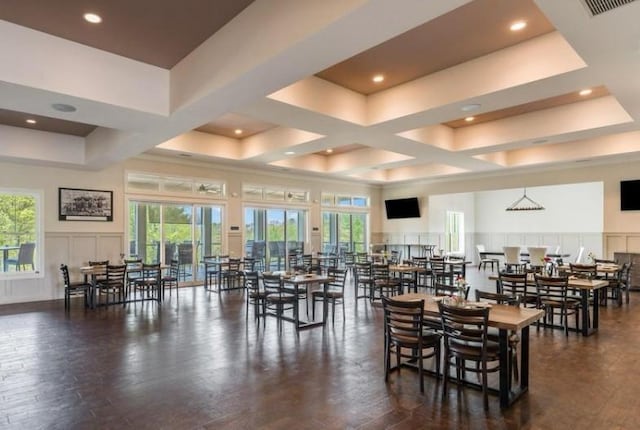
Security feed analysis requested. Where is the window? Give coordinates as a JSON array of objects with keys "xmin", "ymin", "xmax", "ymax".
[
  {"xmin": 128, "ymin": 200, "xmax": 224, "ymax": 283},
  {"xmin": 244, "ymin": 207, "xmax": 307, "ymax": 270},
  {"xmin": 242, "ymin": 184, "xmax": 309, "ymax": 203},
  {"xmin": 0, "ymin": 190, "xmax": 43, "ymax": 278},
  {"xmin": 126, "ymin": 172, "xmax": 225, "ymax": 198},
  {"xmin": 445, "ymin": 211, "xmax": 464, "ymax": 254},
  {"xmin": 322, "ymin": 212, "xmax": 368, "ymax": 253},
  {"xmin": 321, "ymin": 193, "xmax": 369, "ymax": 208}
]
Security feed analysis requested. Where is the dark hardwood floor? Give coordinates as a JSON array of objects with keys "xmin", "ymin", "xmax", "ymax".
[{"xmin": 1, "ymin": 269, "xmax": 639, "ymax": 429}]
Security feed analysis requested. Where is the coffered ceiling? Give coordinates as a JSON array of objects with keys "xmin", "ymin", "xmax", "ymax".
[{"xmin": 1, "ymin": 0, "xmax": 640, "ymax": 184}]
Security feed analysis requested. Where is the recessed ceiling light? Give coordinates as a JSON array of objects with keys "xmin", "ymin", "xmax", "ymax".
[
  {"xmin": 464, "ymin": 116, "xmax": 475, "ymax": 122},
  {"xmin": 234, "ymin": 129, "xmax": 243, "ymax": 135},
  {"xmin": 51, "ymin": 103, "xmax": 77, "ymax": 112},
  {"xmin": 326, "ymin": 149, "xmax": 333, "ymax": 154},
  {"xmin": 461, "ymin": 103, "xmax": 481, "ymax": 112},
  {"xmin": 579, "ymin": 88, "xmax": 593, "ymax": 96},
  {"xmin": 510, "ymin": 21, "xmax": 527, "ymax": 31},
  {"xmin": 25, "ymin": 119, "xmax": 37, "ymax": 124},
  {"xmin": 284, "ymin": 151, "xmax": 295, "ymax": 155},
  {"xmin": 372, "ymin": 75, "xmax": 384, "ymax": 83},
  {"xmin": 83, "ymin": 13, "xmax": 102, "ymax": 24}
]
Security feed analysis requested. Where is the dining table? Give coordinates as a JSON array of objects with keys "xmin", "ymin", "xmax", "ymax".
[
  {"xmin": 393, "ymin": 293, "xmax": 544, "ymax": 409},
  {"xmin": 489, "ymin": 274, "xmax": 609, "ymax": 336},
  {"xmin": 388, "ymin": 263, "xmax": 426, "ymax": 293},
  {"xmin": 81, "ymin": 263, "xmax": 168, "ymax": 306},
  {"xmin": 0, "ymin": 245, "xmax": 20, "ymax": 271},
  {"xmin": 276, "ymin": 272, "xmax": 334, "ymax": 329}
]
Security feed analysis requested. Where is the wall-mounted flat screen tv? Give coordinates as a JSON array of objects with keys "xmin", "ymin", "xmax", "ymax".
[
  {"xmin": 621, "ymin": 180, "xmax": 640, "ymax": 211},
  {"xmin": 385, "ymin": 197, "xmax": 420, "ymax": 219}
]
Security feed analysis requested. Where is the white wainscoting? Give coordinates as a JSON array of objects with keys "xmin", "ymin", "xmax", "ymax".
[
  {"xmin": 604, "ymin": 233, "xmax": 640, "ymax": 259},
  {"xmin": 0, "ymin": 232, "xmax": 123, "ymax": 305},
  {"xmin": 375, "ymin": 231, "xmax": 604, "ymax": 265}
]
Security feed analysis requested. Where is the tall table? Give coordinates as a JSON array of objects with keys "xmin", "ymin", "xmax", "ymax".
[
  {"xmin": 490, "ymin": 274, "xmax": 608, "ymax": 336},
  {"xmin": 1, "ymin": 245, "xmax": 20, "ymax": 271},
  {"xmin": 282, "ymin": 273, "xmax": 333, "ymax": 329},
  {"xmin": 394, "ymin": 293, "xmax": 544, "ymax": 409}
]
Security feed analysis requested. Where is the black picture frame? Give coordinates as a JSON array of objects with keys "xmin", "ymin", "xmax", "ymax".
[{"xmin": 58, "ymin": 187, "xmax": 113, "ymax": 221}]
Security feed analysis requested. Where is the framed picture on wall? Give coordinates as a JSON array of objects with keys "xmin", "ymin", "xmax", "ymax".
[{"xmin": 58, "ymin": 187, "xmax": 113, "ymax": 221}]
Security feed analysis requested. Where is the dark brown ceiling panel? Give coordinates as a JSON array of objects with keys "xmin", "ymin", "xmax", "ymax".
[
  {"xmin": 0, "ymin": 0, "xmax": 254, "ymax": 68},
  {"xmin": 316, "ymin": 0, "xmax": 555, "ymax": 94}
]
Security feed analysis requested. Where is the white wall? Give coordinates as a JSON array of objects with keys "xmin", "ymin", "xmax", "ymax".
[
  {"xmin": 474, "ymin": 182, "xmax": 603, "ymax": 233},
  {"xmin": 0, "ymin": 155, "xmax": 381, "ymax": 305},
  {"xmin": 379, "ymin": 160, "xmax": 640, "ymax": 261}
]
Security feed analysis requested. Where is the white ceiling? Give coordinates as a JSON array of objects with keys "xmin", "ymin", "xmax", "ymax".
[{"xmin": 2, "ymin": 0, "xmax": 640, "ymax": 184}]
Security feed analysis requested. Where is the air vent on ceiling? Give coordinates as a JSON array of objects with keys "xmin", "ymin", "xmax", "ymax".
[{"xmin": 582, "ymin": 0, "xmax": 636, "ymax": 16}]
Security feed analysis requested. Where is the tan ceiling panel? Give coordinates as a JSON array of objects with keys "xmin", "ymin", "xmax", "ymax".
[
  {"xmin": 196, "ymin": 113, "xmax": 276, "ymax": 139},
  {"xmin": 312, "ymin": 143, "xmax": 368, "ymax": 156},
  {"xmin": 316, "ymin": 0, "xmax": 555, "ymax": 94},
  {"xmin": 0, "ymin": 108, "xmax": 96, "ymax": 137},
  {"xmin": 0, "ymin": 0, "xmax": 254, "ymax": 68},
  {"xmin": 444, "ymin": 86, "xmax": 610, "ymax": 128}
]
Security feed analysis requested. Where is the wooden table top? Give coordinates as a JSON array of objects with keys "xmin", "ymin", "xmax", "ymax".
[
  {"xmin": 488, "ymin": 274, "xmax": 609, "ymax": 290},
  {"xmin": 393, "ymin": 293, "xmax": 544, "ymax": 331}
]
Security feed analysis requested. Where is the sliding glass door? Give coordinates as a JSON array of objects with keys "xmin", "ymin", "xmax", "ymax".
[
  {"xmin": 129, "ymin": 201, "xmax": 223, "ymax": 283},
  {"xmin": 244, "ymin": 207, "xmax": 306, "ymax": 270},
  {"xmin": 322, "ymin": 211, "xmax": 368, "ymax": 254}
]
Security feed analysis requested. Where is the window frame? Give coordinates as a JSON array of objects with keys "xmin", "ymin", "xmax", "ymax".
[{"xmin": 0, "ymin": 188, "xmax": 44, "ymax": 280}]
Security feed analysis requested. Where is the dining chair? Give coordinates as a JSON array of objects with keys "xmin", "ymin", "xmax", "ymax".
[
  {"xmin": 123, "ymin": 258, "xmax": 142, "ymax": 298},
  {"xmin": 438, "ymin": 301, "xmax": 499, "ymax": 410},
  {"xmin": 434, "ymin": 282, "xmax": 470, "ymax": 300},
  {"xmin": 534, "ymin": 274, "xmax": 580, "ymax": 336},
  {"xmin": 474, "ymin": 290, "xmax": 521, "ymax": 382},
  {"xmin": 498, "ymin": 271, "xmax": 535, "ymax": 307},
  {"xmin": 96, "ymin": 264, "xmax": 126, "ymax": 306},
  {"xmin": 60, "ymin": 264, "xmax": 92, "ymax": 310},
  {"xmin": 220, "ymin": 258, "xmax": 242, "ymax": 290},
  {"xmin": 372, "ymin": 263, "xmax": 401, "ymax": 299},
  {"xmin": 354, "ymin": 262, "xmax": 374, "ymax": 302},
  {"xmin": 263, "ymin": 273, "xmax": 298, "ymax": 332},
  {"xmin": 5, "ymin": 242, "xmax": 36, "ymax": 271},
  {"xmin": 244, "ymin": 271, "xmax": 265, "ymax": 322},
  {"xmin": 503, "ymin": 246, "xmax": 525, "ymax": 273},
  {"xmin": 527, "ymin": 246, "xmax": 548, "ymax": 273},
  {"xmin": 476, "ymin": 244, "xmax": 499, "ymax": 271},
  {"xmin": 311, "ymin": 267, "xmax": 346, "ymax": 324},
  {"xmin": 161, "ymin": 259, "xmax": 180, "ymax": 300},
  {"xmin": 134, "ymin": 263, "xmax": 161, "ymax": 303},
  {"xmin": 382, "ymin": 296, "xmax": 441, "ymax": 394}
]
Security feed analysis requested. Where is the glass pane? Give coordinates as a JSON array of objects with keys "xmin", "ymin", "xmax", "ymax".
[
  {"xmin": 338, "ymin": 213, "xmax": 351, "ymax": 253},
  {"xmin": 322, "ymin": 212, "xmax": 333, "ymax": 251},
  {"xmin": 351, "ymin": 213, "xmax": 367, "ymax": 253},
  {"xmin": 288, "ymin": 191, "xmax": 307, "ymax": 202},
  {"xmin": 127, "ymin": 174, "xmax": 160, "ymax": 192},
  {"xmin": 321, "ymin": 193, "xmax": 334, "ymax": 206},
  {"xmin": 265, "ymin": 189, "xmax": 285, "ymax": 201},
  {"xmin": 352, "ymin": 196, "xmax": 368, "ymax": 207},
  {"xmin": 0, "ymin": 193, "xmax": 37, "ymax": 272},
  {"xmin": 267, "ymin": 209, "xmax": 285, "ymax": 270},
  {"xmin": 128, "ymin": 202, "xmax": 161, "ymax": 263},
  {"xmin": 336, "ymin": 195, "xmax": 351, "ymax": 206},
  {"xmin": 164, "ymin": 205, "xmax": 193, "ymax": 280},
  {"xmin": 243, "ymin": 186, "xmax": 262, "ymax": 200},
  {"xmin": 163, "ymin": 178, "xmax": 193, "ymax": 194}
]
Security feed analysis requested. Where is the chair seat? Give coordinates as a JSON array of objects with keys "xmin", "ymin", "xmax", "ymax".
[
  {"xmin": 249, "ymin": 290, "xmax": 267, "ymax": 299},
  {"xmin": 311, "ymin": 289, "xmax": 343, "ymax": 298},
  {"xmin": 161, "ymin": 276, "xmax": 177, "ymax": 282},
  {"xmin": 266, "ymin": 292, "xmax": 297, "ymax": 303},
  {"xmin": 449, "ymin": 339, "xmax": 500, "ymax": 360},
  {"xmin": 392, "ymin": 330, "xmax": 441, "ymax": 346}
]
